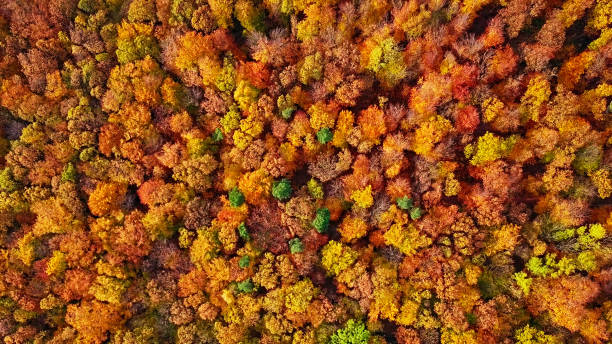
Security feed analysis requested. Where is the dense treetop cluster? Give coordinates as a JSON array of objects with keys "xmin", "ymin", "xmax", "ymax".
[{"xmin": 0, "ymin": 0, "xmax": 611, "ymax": 343}]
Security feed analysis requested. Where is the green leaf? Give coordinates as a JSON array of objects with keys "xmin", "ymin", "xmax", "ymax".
[
  {"xmin": 329, "ymin": 319, "xmax": 370, "ymax": 344},
  {"xmin": 236, "ymin": 279, "xmax": 254, "ymax": 293},
  {"xmin": 272, "ymin": 179, "xmax": 292, "ymax": 201},
  {"xmin": 312, "ymin": 208, "xmax": 330, "ymax": 233},
  {"xmin": 316, "ymin": 127, "xmax": 333, "ymax": 144},
  {"xmin": 238, "ymin": 222, "xmax": 250, "ymax": 241},
  {"xmin": 396, "ymin": 196, "xmax": 413, "ymax": 210},
  {"xmin": 229, "ymin": 187, "xmax": 245, "ymax": 207},
  {"xmin": 61, "ymin": 163, "xmax": 77, "ymax": 182},
  {"xmin": 212, "ymin": 128, "xmax": 224, "ymax": 142},
  {"xmin": 239, "ymin": 255, "xmax": 250, "ymax": 268},
  {"xmin": 289, "ymin": 238, "xmax": 304, "ymax": 254}
]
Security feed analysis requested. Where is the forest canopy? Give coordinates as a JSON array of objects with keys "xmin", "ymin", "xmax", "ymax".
[{"xmin": 0, "ymin": 0, "xmax": 611, "ymax": 343}]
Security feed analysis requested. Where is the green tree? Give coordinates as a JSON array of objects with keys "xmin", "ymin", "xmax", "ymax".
[
  {"xmin": 229, "ymin": 187, "xmax": 245, "ymax": 207},
  {"xmin": 272, "ymin": 179, "xmax": 292, "ymax": 201},
  {"xmin": 312, "ymin": 208, "xmax": 330, "ymax": 233},
  {"xmin": 329, "ymin": 319, "xmax": 370, "ymax": 344}
]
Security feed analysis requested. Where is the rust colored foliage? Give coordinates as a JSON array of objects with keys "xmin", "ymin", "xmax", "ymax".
[{"xmin": 0, "ymin": 0, "xmax": 611, "ymax": 343}]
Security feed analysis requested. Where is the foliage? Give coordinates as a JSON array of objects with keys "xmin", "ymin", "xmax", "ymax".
[
  {"xmin": 351, "ymin": 185, "xmax": 374, "ymax": 209},
  {"xmin": 272, "ymin": 178, "xmax": 292, "ymax": 201},
  {"xmin": 312, "ymin": 207, "xmax": 331, "ymax": 233},
  {"xmin": 321, "ymin": 241, "xmax": 358, "ymax": 276},
  {"xmin": 239, "ymin": 255, "xmax": 251, "ymax": 268},
  {"xmin": 466, "ymin": 132, "xmax": 516, "ymax": 166},
  {"xmin": 396, "ymin": 196, "xmax": 413, "ymax": 210},
  {"xmin": 0, "ymin": 0, "xmax": 610, "ymax": 343},
  {"xmin": 0, "ymin": 168, "xmax": 18, "ymax": 192},
  {"xmin": 514, "ymin": 324, "xmax": 558, "ymax": 344},
  {"xmin": 364, "ymin": 36, "xmax": 407, "ymax": 88},
  {"xmin": 285, "ymin": 279, "xmax": 316, "ymax": 313},
  {"xmin": 328, "ymin": 319, "xmax": 370, "ymax": 344},
  {"xmin": 289, "ymin": 238, "xmax": 304, "ymax": 254},
  {"xmin": 238, "ymin": 222, "xmax": 251, "ymax": 241},
  {"xmin": 237, "ymin": 279, "xmax": 255, "ymax": 293},
  {"xmin": 317, "ymin": 127, "xmax": 333, "ymax": 144},
  {"xmin": 229, "ymin": 187, "xmax": 245, "ymax": 207},
  {"xmin": 384, "ymin": 223, "xmax": 431, "ymax": 256}
]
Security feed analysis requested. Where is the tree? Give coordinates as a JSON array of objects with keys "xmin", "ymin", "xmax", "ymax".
[
  {"xmin": 65, "ymin": 300, "xmax": 126, "ymax": 344},
  {"xmin": 527, "ymin": 275, "xmax": 608, "ymax": 342},
  {"xmin": 455, "ymin": 106, "xmax": 480, "ymax": 134},
  {"xmin": 87, "ymin": 182, "xmax": 127, "ymax": 217},
  {"xmin": 272, "ymin": 179, "xmax": 292, "ymax": 201},
  {"xmin": 514, "ymin": 324, "xmax": 557, "ymax": 344},
  {"xmin": 384, "ymin": 222, "xmax": 431, "ymax": 256},
  {"xmin": 413, "ymin": 115, "xmax": 453, "ymax": 159},
  {"xmin": 357, "ymin": 105, "xmax": 386, "ymax": 148},
  {"xmin": 363, "ymin": 35, "xmax": 407, "ymax": 88},
  {"xmin": 284, "ymin": 279, "xmax": 317, "ymax": 313},
  {"xmin": 312, "ymin": 207, "xmax": 331, "ymax": 233},
  {"xmin": 351, "ymin": 185, "xmax": 374, "ymax": 209},
  {"xmin": 329, "ymin": 319, "xmax": 370, "ymax": 344},
  {"xmin": 128, "ymin": 0, "xmax": 157, "ymax": 22},
  {"xmin": 338, "ymin": 216, "xmax": 368, "ymax": 242},
  {"xmin": 321, "ymin": 241, "xmax": 358, "ymax": 276},
  {"xmin": 229, "ymin": 188, "xmax": 245, "ymax": 207},
  {"xmin": 115, "ymin": 22, "xmax": 159, "ymax": 64}
]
